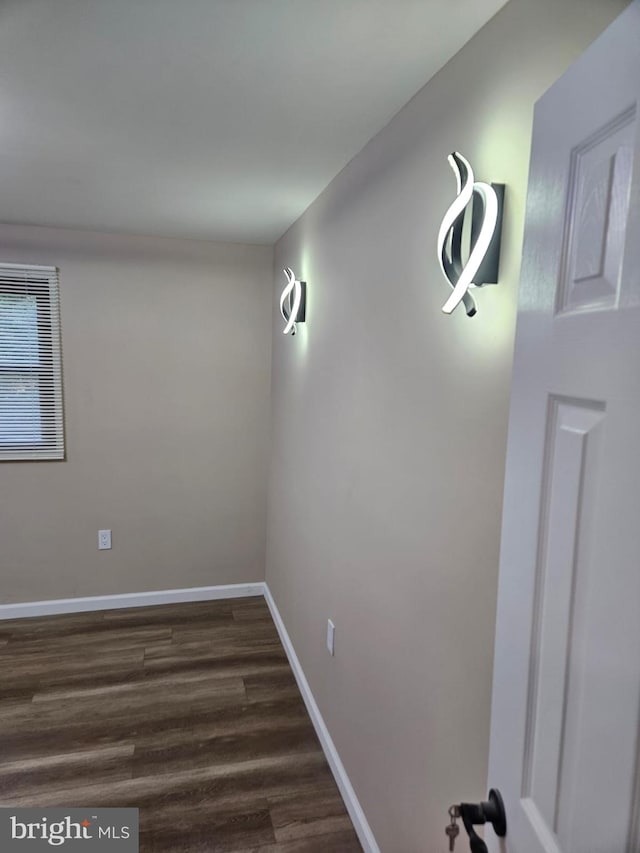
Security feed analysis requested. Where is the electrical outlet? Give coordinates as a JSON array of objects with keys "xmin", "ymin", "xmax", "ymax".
[
  {"xmin": 326, "ymin": 619, "xmax": 335, "ymax": 656},
  {"xmin": 98, "ymin": 529, "xmax": 112, "ymax": 550}
]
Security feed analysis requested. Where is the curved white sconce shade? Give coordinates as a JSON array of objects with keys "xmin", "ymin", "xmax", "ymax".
[
  {"xmin": 280, "ymin": 268, "xmax": 306, "ymax": 335},
  {"xmin": 437, "ymin": 152, "xmax": 504, "ymax": 317}
]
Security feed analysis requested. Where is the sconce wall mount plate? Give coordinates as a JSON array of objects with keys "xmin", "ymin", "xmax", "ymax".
[
  {"xmin": 280, "ymin": 268, "xmax": 306, "ymax": 336},
  {"xmin": 437, "ymin": 152, "xmax": 504, "ymax": 317}
]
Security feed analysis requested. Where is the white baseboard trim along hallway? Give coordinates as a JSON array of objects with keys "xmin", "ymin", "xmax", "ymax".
[
  {"xmin": 0, "ymin": 582, "xmax": 265, "ymax": 620},
  {"xmin": 263, "ymin": 584, "xmax": 381, "ymax": 853},
  {"xmin": 0, "ymin": 581, "xmax": 380, "ymax": 853}
]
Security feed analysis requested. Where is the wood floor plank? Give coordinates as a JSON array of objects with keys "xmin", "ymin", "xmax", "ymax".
[
  {"xmin": 4, "ymin": 753, "xmax": 335, "ymax": 809},
  {"xmin": 149, "ymin": 620, "xmax": 278, "ymax": 643},
  {"xmin": 0, "ymin": 598, "xmax": 361, "ymax": 852},
  {"xmin": 250, "ymin": 830, "xmax": 364, "ymax": 853},
  {"xmin": 1, "ymin": 682, "xmax": 248, "ymax": 741},
  {"xmin": 0, "ymin": 626, "xmax": 173, "ymax": 655},
  {"xmin": 131, "ymin": 697, "xmax": 313, "ymax": 752},
  {"xmin": 244, "ymin": 672, "xmax": 301, "ymax": 703},
  {"xmin": 0, "ymin": 745, "xmax": 134, "ymax": 798},
  {"xmin": 143, "ymin": 650, "xmax": 290, "ymax": 681},
  {"xmin": 0, "ymin": 697, "xmax": 310, "ymax": 763},
  {"xmin": 0, "ymin": 611, "xmax": 120, "ymax": 638},
  {"xmin": 269, "ymin": 790, "xmax": 356, "ymax": 843},
  {"xmin": 145, "ymin": 633, "xmax": 283, "ymax": 660},
  {"xmin": 0, "ymin": 646, "xmax": 145, "ymax": 683},
  {"xmin": 0, "ymin": 684, "xmax": 37, "ymax": 702},
  {"xmin": 140, "ymin": 804, "xmax": 276, "ymax": 853},
  {"xmin": 133, "ymin": 725, "xmax": 322, "ymax": 777},
  {"xmin": 31, "ymin": 670, "xmax": 246, "ymax": 704},
  {"xmin": 232, "ymin": 603, "xmax": 272, "ymax": 622},
  {"xmin": 101, "ymin": 600, "xmax": 240, "ymax": 629}
]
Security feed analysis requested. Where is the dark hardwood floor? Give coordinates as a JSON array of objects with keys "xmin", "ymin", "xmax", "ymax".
[{"xmin": 0, "ymin": 597, "xmax": 362, "ymax": 852}]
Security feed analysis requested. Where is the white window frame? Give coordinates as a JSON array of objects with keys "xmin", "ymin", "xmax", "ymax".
[{"xmin": 0, "ymin": 263, "xmax": 65, "ymax": 461}]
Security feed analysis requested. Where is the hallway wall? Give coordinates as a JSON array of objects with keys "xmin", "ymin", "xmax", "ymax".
[{"xmin": 265, "ymin": 1, "xmax": 629, "ymax": 849}]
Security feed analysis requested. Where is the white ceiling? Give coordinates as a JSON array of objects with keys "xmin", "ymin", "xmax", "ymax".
[{"xmin": 0, "ymin": 0, "xmax": 507, "ymax": 244}]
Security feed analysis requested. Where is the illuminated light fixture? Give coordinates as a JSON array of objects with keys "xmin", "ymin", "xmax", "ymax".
[
  {"xmin": 280, "ymin": 267, "xmax": 306, "ymax": 335},
  {"xmin": 437, "ymin": 152, "xmax": 504, "ymax": 317}
]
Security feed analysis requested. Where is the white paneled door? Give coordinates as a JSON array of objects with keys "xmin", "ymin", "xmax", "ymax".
[{"xmin": 487, "ymin": 4, "xmax": 640, "ymax": 853}]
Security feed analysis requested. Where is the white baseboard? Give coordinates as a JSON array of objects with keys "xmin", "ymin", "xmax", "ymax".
[
  {"xmin": 0, "ymin": 579, "xmax": 379, "ymax": 852},
  {"xmin": 0, "ymin": 582, "xmax": 266, "ymax": 620},
  {"xmin": 263, "ymin": 584, "xmax": 380, "ymax": 853}
]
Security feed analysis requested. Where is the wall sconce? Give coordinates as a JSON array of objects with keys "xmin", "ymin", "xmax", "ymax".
[
  {"xmin": 437, "ymin": 152, "xmax": 504, "ymax": 317},
  {"xmin": 280, "ymin": 268, "xmax": 306, "ymax": 335}
]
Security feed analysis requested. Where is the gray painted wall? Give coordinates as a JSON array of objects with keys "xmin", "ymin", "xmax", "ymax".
[
  {"xmin": 0, "ymin": 225, "xmax": 273, "ymax": 603},
  {"xmin": 266, "ymin": 1, "xmax": 629, "ymax": 849}
]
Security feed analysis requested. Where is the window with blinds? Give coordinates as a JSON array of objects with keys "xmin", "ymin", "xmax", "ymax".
[{"xmin": 0, "ymin": 264, "xmax": 65, "ymax": 461}]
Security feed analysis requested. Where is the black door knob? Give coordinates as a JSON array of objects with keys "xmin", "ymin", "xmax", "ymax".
[{"xmin": 459, "ymin": 789, "xmax": 506, "ymax": 853}]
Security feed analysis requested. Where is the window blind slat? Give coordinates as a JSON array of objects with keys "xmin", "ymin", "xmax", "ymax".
[{"xmin": 0, "ymin": 264, "xmax": 65, "ymax": 461}]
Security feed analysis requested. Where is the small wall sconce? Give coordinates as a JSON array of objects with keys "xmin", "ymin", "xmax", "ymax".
[
  {"xmin": 280, "ymin": 268, "xmax": 306, "ymax": 335},
  {"xmin": 437, "ymin": 152, "xmax": 504, "ymax": 317}
]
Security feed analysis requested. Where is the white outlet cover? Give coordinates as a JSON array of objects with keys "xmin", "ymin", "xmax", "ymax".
[
  {"xmin": 98, "ymin": 529, "xmax": 112, "ymax": 550},
  {"xmin": 327, "ymin": 619, "xmax": 335, "ymax": 656}
]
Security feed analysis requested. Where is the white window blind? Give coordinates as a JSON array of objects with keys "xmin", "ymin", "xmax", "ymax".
[{"xmin": 0, "ymin": 264, "xmax": 65, "ymax": 461}]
